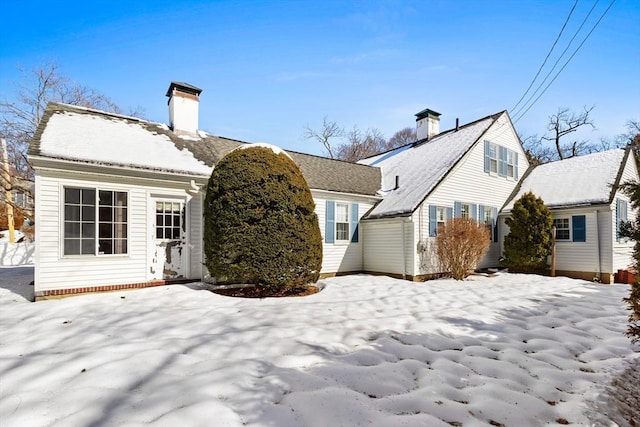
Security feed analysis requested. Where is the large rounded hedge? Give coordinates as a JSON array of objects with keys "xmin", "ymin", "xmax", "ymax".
[{"xmin": 204, "ymin": 146, "xmax": 322, "ymax": 291}]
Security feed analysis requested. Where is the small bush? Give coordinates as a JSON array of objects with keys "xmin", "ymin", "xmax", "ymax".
[
  {"xmin": 503, "ymin": 192, "xmax": 553, "ymax": 271},
  {"xmin": 203, "ymin": 146, "xmax": 322, "ymax": 293},
  {"xmin": 436, "ymin": 217, "xmax": 490, "ymax": 280}
]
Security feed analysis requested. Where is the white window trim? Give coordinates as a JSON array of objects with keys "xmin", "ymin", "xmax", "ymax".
[
  {"xmin": 335, "ymin": 202, "xmax": 350, "ymax": 243},
  {"xmin": 60, "ymin": 185, "xmax": 130, "ymax": 258},
  {"xmin": 553, "ymin": 217, "xmax": 571, "ymax": 241}
]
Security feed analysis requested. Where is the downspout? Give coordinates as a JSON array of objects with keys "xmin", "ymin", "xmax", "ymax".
[
  {"xmin": 594, "ymin": 209, "xmax": 601, "ymax": 282},
  {"xmin": 401, "ymin": 220, "xmax": 407, "ymax": 280}
]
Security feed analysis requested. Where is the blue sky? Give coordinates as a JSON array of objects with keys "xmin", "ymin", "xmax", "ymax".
[{"xmin": 1, "ymin": 0, "xmax": 638, "ymax": 156}]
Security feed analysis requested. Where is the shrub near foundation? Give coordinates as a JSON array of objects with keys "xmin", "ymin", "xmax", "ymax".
[
  {"xmin": 502, "ymin": 192, "xmax": 553, "ymax": 272},
  {"xmin": 437, "ymin": 217, "xmax": 490, "ymax": 280},
  {"xmin": 204, "ymin": 146, "xmax": 322, "ymax": 292}
]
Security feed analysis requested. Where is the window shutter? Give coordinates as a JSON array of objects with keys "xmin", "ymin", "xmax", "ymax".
[
  {"xmin": 446, "ymin": 207, "xmax": 453, "ymax": 221},
  {"xmin": 350, "ymin": 203, "xmax": 359, "ymax": 243},
  {"xmin": 428, "ymin": 205, "xmax": 437, "ymax": 237},
  {"xmin": 470, "ymin": 204, "xmax": 478, "ymax": 221},
  {"xmin": 514, "ymin": 152, "xmax": 519, "ymax": 180},
  {"xmin": 454, "ymin": 201, "xmax": 462, "ymax": 218},
  {"xmin": 325, "ymin": 200, "xmax": 335, "ymax": 243},
  {"xmin": 616, "ymin": 198, "xmax": 621, "ymax": 241},
  {"xmin": 572, "ymin": 215, "xmax": 586, "ymax": 242},
  {"xmin": 484, "ymin": 141, "xmax": 490, "ymax": 173},
  {"xmin": 478, "ymin": 205, "xmax": 485, "ymax": 223},
  {"xmin": 492, "ymin": 207, "xmax": 498, "ymax": 242},
  {"xmin": 498, "ymin": 146, "xmax": 506, "ymax": 177}
]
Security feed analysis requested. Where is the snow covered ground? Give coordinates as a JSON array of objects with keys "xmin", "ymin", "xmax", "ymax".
[{"xmin": 0, "ymin": 266, "xmax": 637, "ymax": 426}]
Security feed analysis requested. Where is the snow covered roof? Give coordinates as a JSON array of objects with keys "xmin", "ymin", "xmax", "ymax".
[
  {"xmin": 29, "ymin": 103, "xmax": 381, "ymax": 196},
  {"xmin": 360, "ymin": 111, "xmax": 504, "ymax": 219},
  {"xmin": 502, "ymin": 148, "xmax": 631, "ymax": 211}
]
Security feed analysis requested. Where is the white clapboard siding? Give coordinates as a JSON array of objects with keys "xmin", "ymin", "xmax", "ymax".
[
  {"xmin": 314, "ymin": 192, "xmax": 376, "ymax": 274},
  {"xmin": 611, "ymin": 154, "xmax": 637, "ymax": 272},
  {"xmin": 188, "ymin": 193, "xmax": 204, "ymax": 280},
  {"xmin": 414, "ymin": 114, "xmax": 527, "ymax": 273},
  {"xmin": 552, "ymin": 209, "xmax": 600, "ymax": 274},
  {"xmin": 362, "ymin": 218, "xmax": 413, "ymax": 276},
  {"xmin": 34, "ymin": 170, "xmax": 197, "ymax": 293}
]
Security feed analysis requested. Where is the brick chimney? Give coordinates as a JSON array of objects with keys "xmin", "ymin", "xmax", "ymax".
[
  {"xmin": 166, "ymin": 82, "xmax": 202, "ymax": 136},
  {"xmin": 415, "ymin": 108, "xmax": 441, "ymax": 141}
]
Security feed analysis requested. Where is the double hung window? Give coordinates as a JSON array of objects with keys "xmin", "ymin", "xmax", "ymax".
[
  {"xmin": 335, "ymin": 203, "xmax": 350, "ymax": 241},
  {"xmin": 553, "ymin": 218, "xmax": 570, "ymax": 241}
]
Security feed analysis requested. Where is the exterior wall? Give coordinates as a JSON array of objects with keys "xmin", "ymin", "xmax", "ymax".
[
  {"xmin": 189, "ymin": 192, "xmax": 204, "ymax": 279},
  {"xmin": 313, "ymin": 190, "xmax": 377, "ymax": 274},
  {"xmin": 414, "ymin": 114, "xmax": 527, "ymax": 274},
  {"xmin": 34, "ymin": 168, "xmax": 200, "ymax": 296},
  {"xmin": 550, "ymin": 207, "xmax": 608, "ymax": 279},
  {"xmin": 362, "ymin": 218, "xmax": 414, "ymax": 276},
  {"xmin": 611, "ymin": 154, "xmax": 638, "ymax": 272}
]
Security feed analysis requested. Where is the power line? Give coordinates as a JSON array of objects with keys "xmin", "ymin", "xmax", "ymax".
[
  {"xmin": 513, "ymin": 0, "xmax": 617, "ymax": 124},
  {"xmin": 512, "ymin": 0, "xmax": 601, "ymax": 120},
  {"xmin": 510, "ymin": 0, "xmax": 579, "ymax": 113}
]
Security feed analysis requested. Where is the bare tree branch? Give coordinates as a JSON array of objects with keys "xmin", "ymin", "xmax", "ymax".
[
  {"xmin": 1, "ymin": 61, "xmax": 132, "ymax": 227},
  {"xmin": 302, "ymin": 116, "xmax": 344, "ymax": 159}
]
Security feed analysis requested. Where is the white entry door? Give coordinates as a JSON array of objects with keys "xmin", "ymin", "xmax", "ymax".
[{"xmin": 151, "ymin": 199, "xmax": 186, "ymax": 280}]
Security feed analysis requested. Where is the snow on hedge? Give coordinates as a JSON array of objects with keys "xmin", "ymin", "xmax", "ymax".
[{"xmin": 0, "ymin": 268, "xmax": 636, "ymax": 426}]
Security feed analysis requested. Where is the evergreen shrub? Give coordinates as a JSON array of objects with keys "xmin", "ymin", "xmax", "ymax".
[
  {"xmin": 203, "ymin": 146, "xmax": 322, "ymax": 292},
  {"xmin": 502, "ymin": 192, "xmax": 553, "ymax": 272},
  {"xmin": 620, "ymin": 181, "xmax": 640, "ymax": 343},
  {"xmin": 436, "ymin": 217, "xmax": 490, "ymax": 280}
]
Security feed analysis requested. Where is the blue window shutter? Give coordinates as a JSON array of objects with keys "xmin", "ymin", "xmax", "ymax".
[
  {"xmin": 498, "ymin": 146, "xmax": 506, "ymax": 177},
  {"xmin": 471, "ymin": 204, "xmax": 478, "ymax": 221},
  {"xmin": 478, "ymin": 205, "xmax": 485, "ymax": 223},
  {"xmin": 429, "ymin": 205, "xmax": 437, "ymax": 237},
  {"xmin": 572, "ymin": 215, "xmax": 586, "ymax": 242},
  {"xmin": 492, "ymin": 207, "xmax": 498, "ymax": 242},
  {"xmin": 484, "ymin": 141, "xmax": 490, "ymax": 173},
  {"xmin": 514, "ymin": 152, "xmax": 519, "ymax": 180},
  {"xmin": 350, "ymin": 203, "xmax": 359, "ymax": 243},
  {"xmin": 454, "ymin": 201, "xmax": 462, "ymax": 218},
  {"xmin": 446, "ymin": 207, "xmax": 453, "ymax": 222},
  {"xmin": 325, "ymin": 200, "xmax": 335, "ymax": 243}
]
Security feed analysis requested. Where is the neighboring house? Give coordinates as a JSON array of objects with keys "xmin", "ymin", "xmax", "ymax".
[
  {"xmin": 358, "ymin": 109, "xmax": 528, "ymax": 280},
  {"xmin": 500, "ymin": 148, "xmax": 638, "ymax": 284},
  {"xmin": 28, "ymin": 82, "xmax": 380, "ymax": 299}
]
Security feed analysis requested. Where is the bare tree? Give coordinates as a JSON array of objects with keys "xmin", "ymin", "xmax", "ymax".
[
  {"xmin": 303, "ymin": 118, "xmax": 418, "ymax": 162},
  {"xmin": 386, "ymin": 127, "xmax": 416, "ymax": 150},
  {"xmin": 544, "ymin": 106, "xmax": 596, "ymax": 160},
  {"xmin": 334, "ymin": 127, "xmax": 386, "ymax": 162},
  {"xmin": 302, "ymin": 116, "xmax": 344, "ymax": 159},
  {"xmin": 1, "ymin": 62, "xmax": 139, "ymax": 223},
  {"xmin": 522, "ymin": 106, "xmax": 600, "ymax": 164}
]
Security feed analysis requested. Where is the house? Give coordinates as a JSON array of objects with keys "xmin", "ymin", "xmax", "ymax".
[
  {"xmin": 500, "ymin": 148, "xmax": 638, "ymax": 283},
  {"xmin": 358, "ymin": 108, "xmax": 528, "ymax": 279},
  {"xmin": 28, "ymin": 82, "xmax": 380, "ymax": 299},
  {"xmin": 27, "ymin": 80, "xmax": 636, "ymax": 298}
]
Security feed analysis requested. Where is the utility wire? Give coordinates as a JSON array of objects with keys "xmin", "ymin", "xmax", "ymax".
[
  {"xmin": 510, "ymin": 0, "xmax": 579, "ymax": 113},
  {"xmin": 513, "ymin": 0, "xmax": 616, "ymax": 124},
  {"xmin": 512, "ymin": 0, "xmax": 601, "ymax": 120}
]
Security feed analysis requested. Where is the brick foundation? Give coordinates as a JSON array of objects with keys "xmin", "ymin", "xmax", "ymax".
[{"xmin": 35, "ymin": 278, "xmax": 198, "ymax": 301}]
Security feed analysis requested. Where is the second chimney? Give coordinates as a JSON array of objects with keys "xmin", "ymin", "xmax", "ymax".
[
  {"xmin": 415, "ymin": 108, "xmax": 441, "ymax": 141},
  {"xmin": 166, "ymin": 81, "xmax": 202, "ymax": 136}
]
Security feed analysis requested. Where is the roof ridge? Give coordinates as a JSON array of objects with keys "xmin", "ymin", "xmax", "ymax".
[{"xmin": 49, "ymin": 102, "xmax": 150, "ymax": 124}]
